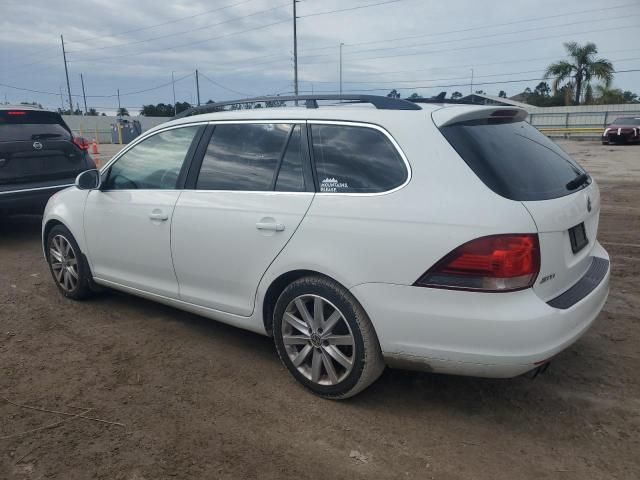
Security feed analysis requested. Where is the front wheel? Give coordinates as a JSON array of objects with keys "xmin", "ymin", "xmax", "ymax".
[
  {"xmin": 46, "ymin": 225, "xmax": 93, "ymax": 300},
  {"xmin": 273, "ymin": 276, "xmax": 385, "ymax": 399}
]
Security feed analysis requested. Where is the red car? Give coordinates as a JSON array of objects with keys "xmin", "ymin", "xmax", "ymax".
[{"xmin": 602, "ymin": 116, "xmax": 640, "ymax": 145}]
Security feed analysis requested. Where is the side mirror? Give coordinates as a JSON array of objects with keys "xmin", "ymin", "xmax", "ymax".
[{"xmin": 75, "ymin": 169, "xmax": 101, "ymax": 190}]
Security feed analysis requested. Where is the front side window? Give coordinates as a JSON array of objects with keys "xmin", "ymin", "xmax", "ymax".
[
  {"xmin": 103, "ymin": 126, "xmax": 199, "ymax": 190},
  {"xmin": 197, "ymin": 123, "xmax": 304, "ymax": 191},
  {"xmin": 310, "ymin": 124, "xmax": 408, "ymax": 194}
]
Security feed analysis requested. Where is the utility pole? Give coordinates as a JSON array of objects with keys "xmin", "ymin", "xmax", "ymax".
[
  {"xmin": 171, "ymin": 71, "xmax": 177, "ymax": 116},
  {"xmin": 195, "ymin": 69, "xmax": 201, "ymax": 106},
  {"xmin": 59, "ymin": 87, "xmax": 64, "ymax": 112},
  {"xmin": 470, "ymin": 68, "xmax": 474, "ymax": 94},
  {"xmin": 293, "ymin": 0, "xmax": 299, "ymax": 99},
  {"xmin": 339, "ymin": 42, "xmax": 344, "ymax": 97},
  {"xmin": 80, "ymin": 73, "xmax": 88, "ymax": 114},
  {"xmin": 117, "ymin": 88, "xmax": 121, "ymax": 115},
  {"xmin": 61, "ymin": 35, "xmax": 73, "ymax": 115}
]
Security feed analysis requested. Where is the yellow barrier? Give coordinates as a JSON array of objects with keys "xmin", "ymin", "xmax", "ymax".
[{"xmin": 538, "ymin": 127, "xmax": 603, "ymax": 134}]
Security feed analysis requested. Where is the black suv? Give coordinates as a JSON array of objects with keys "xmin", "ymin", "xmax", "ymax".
[{"xmin": 0, "ymin": 106, "xmax": 96, "ymax": 216}]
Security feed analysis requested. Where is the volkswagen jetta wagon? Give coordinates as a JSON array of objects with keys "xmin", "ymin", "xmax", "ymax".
[{"xmin": 42, "ymin": 95, "xmax": 610, "ymax": 399}]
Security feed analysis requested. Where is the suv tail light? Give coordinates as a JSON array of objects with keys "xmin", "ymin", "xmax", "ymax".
[
  {"xmin": 72, "ymin": 136, "xmax": 90, "ymax": 150},
  {"xmin": 414, "ymin": 234, "xmax": 540, "ymax": 292}
]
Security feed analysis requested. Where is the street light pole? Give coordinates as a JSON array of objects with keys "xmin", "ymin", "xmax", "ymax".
[
  {"xmin": 195, "ymin": 69, "xmax": 201, "ymax": 106},
  {"xmin": 172, "ymin": 71, "xmax": 177, "ymax": 116},
  {"xmin": 293, "ymin": 0, "xmax": 299, "ymax": 99},
  {"xmin": 80, "ymin": 73, "xmax": 88, "ymax": 114},
  {"xmin": 60, "ymin": 35, "xmax": 73, "ymax": 115},
  {"xmin": 339, "ymin": 42, "xmax": 344, "ymax": 97}
]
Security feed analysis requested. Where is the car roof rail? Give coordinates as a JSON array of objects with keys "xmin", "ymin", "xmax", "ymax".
[{"xmin": 172, "ymin": 94, "xmax": 422, "ymax": 119}]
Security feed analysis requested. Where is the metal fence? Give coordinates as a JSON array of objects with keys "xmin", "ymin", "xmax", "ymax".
[{"xmin": 527, "ymin": 104, "xmax": 640, "ymax": 139}]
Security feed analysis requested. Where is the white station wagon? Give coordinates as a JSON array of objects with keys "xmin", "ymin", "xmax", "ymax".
[{"xmin": 42, "ymin": 95, "xmax": 610, "ymax": 398}]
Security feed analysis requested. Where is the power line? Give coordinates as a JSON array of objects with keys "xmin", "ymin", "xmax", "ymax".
[
  {"xmin": 297, "ymin": 0, "xmax": 407, "ymax": 18},
  {"xmin": 67, "ymin": 2, "xmax": 290, "ymax": 54},
  {"xmin": 300, "ymin": 1, "xmax": 639, "ymax": 53},
  {"xmin": 299, "ymin": 13, "xmax": 640, "ymax": 61},
  {"xmin": 0, "ymin": 72, "xmax": 194, "ymax": 98},
  {"xmin": 65, "ymin": 0, "xmax": 259, "ymax": 45},
  {"xmin": 67, "ymin": 19, "xmax": 290, "ymax": 64},
  {"xmin": 199, "ymin": 72, "xmax": 252, "ymax": 96},
  {"xmin": 300, "ymin": 23, "xmax": 640, "ymax": 65}
]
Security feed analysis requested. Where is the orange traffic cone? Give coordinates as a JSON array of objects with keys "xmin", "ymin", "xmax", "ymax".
[{"xmin": 91, "ymin": 139, "xmax": 99, "ymax": 155}]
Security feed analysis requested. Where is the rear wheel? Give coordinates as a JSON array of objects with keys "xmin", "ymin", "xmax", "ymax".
[
  {"xmin": 273, "ymin": 276, "xmax": 385, "ymax": 399},
  {"xmin": 46, "ymin": 225, "xmax": 93, "ymax": 300}
]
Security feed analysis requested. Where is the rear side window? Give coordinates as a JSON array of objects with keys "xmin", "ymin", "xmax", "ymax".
[
  {"xmin": 0, "ymin": 110, "xmax": 70, "ymax": 142},
  {"xmin": 440, "ymin": 120, "xmax": 586, "ymax": 201},
  {"xmin": 310, "ymin": 124, "xmax": 407, "ymax": 193},
  {"xmin": 197, "ymin": 123, "xmax": 304, "ymax": 191}
]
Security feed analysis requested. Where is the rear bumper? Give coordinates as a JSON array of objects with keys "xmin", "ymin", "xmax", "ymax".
[
  {"xmin": 0, "ymin": 183, "xmax": 73, "ymax": 215},
  {"xmin": 351, "ymin": 244, "xmax": 610, "ymax": 378}
]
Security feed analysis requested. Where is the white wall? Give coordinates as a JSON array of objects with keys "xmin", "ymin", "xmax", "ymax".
[{"xmin": 62, "ymin": 115, "xmax": 169, "ymax": 143}]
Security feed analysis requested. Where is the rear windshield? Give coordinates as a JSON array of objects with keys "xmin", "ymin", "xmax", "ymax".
[
  {"xmin": 611, "ymin": 117, "xmax": 640, "ymax": 126},
  {"xmin": 440, "ymin": 120, "xmax": 586, "ymax": 201},
  {"xmin": 0, "ymin": 110, "xmax": 71, "ymax": 142}
]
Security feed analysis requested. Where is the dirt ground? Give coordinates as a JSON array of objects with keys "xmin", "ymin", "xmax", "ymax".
[{"xmin": 1, "ymin": 141, "xmax": 639, "ymax": 479}]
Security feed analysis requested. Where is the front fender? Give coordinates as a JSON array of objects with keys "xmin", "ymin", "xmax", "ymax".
[{"xmin": 42, "ymin": 187, "xmax": 90, "ymax": 259}]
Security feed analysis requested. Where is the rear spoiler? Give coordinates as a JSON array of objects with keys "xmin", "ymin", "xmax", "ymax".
[{"xmin": 432, "ymin": 106, "xmax": 528, "ymax": 128}]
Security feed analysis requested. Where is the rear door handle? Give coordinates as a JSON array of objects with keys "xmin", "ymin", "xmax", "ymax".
[
  {"xmin": 256, "ymin": 222, "xmax": 285, "ymax": 232},
  {"xmin": 149, "ymin": 209, "xmax": 169, "ymax": 221}
]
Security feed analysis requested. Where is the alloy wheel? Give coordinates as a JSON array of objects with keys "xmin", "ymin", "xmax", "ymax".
[
  {"xmin": 281, "ymin": 294, "xmax": 356, "ymax": 385},
  {"xmin": 49, "ymin": 234, "xmax": 79, "ymax": 292}
]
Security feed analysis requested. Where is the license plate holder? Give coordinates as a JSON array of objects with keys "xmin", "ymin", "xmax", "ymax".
[{"xmin": 569, "ymin": 222, "xmax": 588, "ymax": 254}]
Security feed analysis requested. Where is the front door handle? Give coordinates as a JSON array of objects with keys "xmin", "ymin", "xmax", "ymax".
[
  {"xmin": 149, "ymin": 209, "xmax": 169, "ymax": 221},
  {"xmin": 256, "ymin": 222, "xmax": 285, "ymax": 232}
]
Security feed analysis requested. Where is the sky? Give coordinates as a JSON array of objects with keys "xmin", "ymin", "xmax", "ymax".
[{"xmin": 1, "ymin": 0, "xmax": 639, "ymax": 115}]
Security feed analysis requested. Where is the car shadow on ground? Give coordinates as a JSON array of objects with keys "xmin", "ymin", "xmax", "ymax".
[{"xmin": 0, "ymin": 213, "xmax": 609, "ymax": 421}]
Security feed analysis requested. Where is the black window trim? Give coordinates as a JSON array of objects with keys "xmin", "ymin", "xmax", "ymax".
[
  {"xmin": 307, "ymin": 120, "xmax": 412, "ymax": 196},
  {"xmin": 183, "ymin": 120, "xmax": 315, "ymax": 193},
  {"xmin": 99, "ymin": 122, "xmax": 208, "ymax": 192}
]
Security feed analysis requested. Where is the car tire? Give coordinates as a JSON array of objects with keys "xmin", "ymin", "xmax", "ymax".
[
  {"xmin": 273, "ymin": 275, "xmax": 385, "ymax": 399},
  {"xmin": 46, "ymin": 225, "xmax": 93, "ymax": 300}
]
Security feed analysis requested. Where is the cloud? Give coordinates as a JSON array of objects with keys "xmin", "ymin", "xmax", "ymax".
[{"xmin": 1, "ymin": 0, "xmax": 638, "ymax": 113}]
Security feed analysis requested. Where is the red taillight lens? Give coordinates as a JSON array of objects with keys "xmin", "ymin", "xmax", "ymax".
[
  {"xmin": 7, "ymin": 111, "xmax": 26, "ymax": 115},
  {"xmin": 415, "ymin": 234, "xmax": 540, "ymax": 292},
  {"xmin": 72, "ymin": 136, "xmax": 89, "ymax": 150}
]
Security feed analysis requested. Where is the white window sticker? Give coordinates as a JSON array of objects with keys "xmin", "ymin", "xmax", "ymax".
[{"xmin": 320, "ymin": 177, "xmax": 349, "ymax": 192}]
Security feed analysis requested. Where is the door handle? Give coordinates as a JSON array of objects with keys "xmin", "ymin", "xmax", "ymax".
[
  {"xmin": 149, "ymin": 209, "xmax": 169, "ymax": 221},
  {"xmin": 256, "ymin": 222, "xmax": 285, "ymax": 232}
]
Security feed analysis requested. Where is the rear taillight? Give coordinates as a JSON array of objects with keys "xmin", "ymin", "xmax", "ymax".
[
  {"xmin": 7, "ymin": 111, "xmax": 26, "ymax": 115},
  {"xmin": 414, "ymin": 234, "xmax": 540, "ymax": 292},
  {"xmin": 72, "ymin": 136, "xmax": 90, "ymax": 150}
]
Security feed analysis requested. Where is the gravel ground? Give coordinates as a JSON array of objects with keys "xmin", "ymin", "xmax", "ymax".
[{"xmin": 1, "ymin": 141, "xmax": 639, "ymax": 480}]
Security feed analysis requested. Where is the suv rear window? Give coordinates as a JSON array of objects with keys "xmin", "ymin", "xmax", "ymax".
[
  {"xmin": 440, "ymin": 120, "xmax": 586, "ymax": 201},
  {"xmin": 0, "ymin": 110, "xmax": 71, "ymax": 142}
]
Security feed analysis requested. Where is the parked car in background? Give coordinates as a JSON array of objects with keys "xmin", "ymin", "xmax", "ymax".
[
  {"xmin": 42, "ymin": 95, "xmax": 610, "ymax": 399},
  {"xmin": 0, "ymin": 106, "xmax": 95, "ymax": 217},
  {"xmin": 602, "ymin": 117, "xmax": 640, "ymax": 144}
]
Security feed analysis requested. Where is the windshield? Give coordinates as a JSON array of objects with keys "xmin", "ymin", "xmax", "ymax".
[{"xmin": 440, "ymin": 120, "xmax": 587, "ymax": 201}]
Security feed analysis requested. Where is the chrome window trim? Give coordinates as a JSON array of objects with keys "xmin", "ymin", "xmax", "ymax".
[
  {"xmin": 0, "ymin": 184, "xmax": 73, "ymax": 195},
  {"xmin": 100, "ymin": 119, "xmax": 411, "ymax": 197}
]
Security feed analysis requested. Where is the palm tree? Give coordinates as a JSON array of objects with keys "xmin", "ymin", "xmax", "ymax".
[{"xmin": 544, "ymin": 42, "xmax": 614, "ymax": 105}]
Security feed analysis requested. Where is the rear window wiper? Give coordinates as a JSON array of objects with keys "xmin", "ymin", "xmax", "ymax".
[
  {"xmin": 566, "ymin": 172, "xmax": 590, "ymax": 191},
  {"xmin": 31, "ymin": 133, "xmax": 62, "ymax": 140}
]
